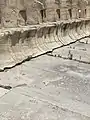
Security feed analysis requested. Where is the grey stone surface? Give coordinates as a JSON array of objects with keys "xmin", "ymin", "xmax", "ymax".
[
  {"xmin": 0, "ymin": 88, "xmax": 9, "ymax": 98},
  {"xmin": 0, "ymin": 0, "xmax": 90, "ymax": 119},
  {"xmin": 0, "ymin": 43, "xmax": 90, "ymax": 119}
]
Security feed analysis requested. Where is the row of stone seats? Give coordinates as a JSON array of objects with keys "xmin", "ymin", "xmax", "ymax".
[{"xmin": 0, "ymin": 19, "xmax": 90, "ymax": 70}]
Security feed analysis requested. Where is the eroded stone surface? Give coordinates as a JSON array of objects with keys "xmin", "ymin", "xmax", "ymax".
[
  {"xmin": 0, "ymin": 1, "xmax": 90, "ymax": 119},
  {"xmin": 0, "ymin": 0, "xmax": 90, "ymax": 27},
  {"xmin": 0, "ymin": 49, "xmax": 90, "ymax": 119}
]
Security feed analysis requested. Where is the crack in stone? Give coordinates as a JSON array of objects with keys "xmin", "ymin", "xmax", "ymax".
[
  {"xmin": 0, "ymin": 83, "xmax": 28, "ymax": 90},
  {"xmin": 50, "ymin": 35, "xmax": 90, "ymax": 53},
  {"xmin": 0, "ymin": 85, "xmax": 12, "ymax": 90},
  {"xmin": 13, "ymin": 83, "xmax": 27, "ymax": 88},
  {"xmin": 0, "ymin": 35, "xmax": 90, "ymax": 73},
  {"xmin": 0, "ymin": 51, "xmax": 51, "ymax": 73},
  {"xmin": 0, "ymin": 56, "xmax": 32, "ymax": 72}
]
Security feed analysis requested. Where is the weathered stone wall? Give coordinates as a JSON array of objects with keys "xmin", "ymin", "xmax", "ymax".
[
  {"xmin": 0, "ymin": 0, "xmax": 90, "ymax": 27},
  {"xmin": 0, "ymin": 0, "xmax": 25, "ymax": 27}
]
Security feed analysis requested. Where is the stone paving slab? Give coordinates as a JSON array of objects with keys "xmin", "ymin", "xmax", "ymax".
[
  {"xmin": 0, "ymin": 87, "xmax": 89, "ymax": 120},
  {"xmin": 0, "ymin": 42, "xmax": 90, "ymax": 119},
  {"xmin": 0, "ymin": 88, "xmax": 9, "ymax": 98}
]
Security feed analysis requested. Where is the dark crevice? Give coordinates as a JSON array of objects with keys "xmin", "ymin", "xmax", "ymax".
[
  {"xmin": 40, "ymin": 9, "xmax": 46, "ymax": 22},
  {"xmin": 19, "ymin": 10, "xmax": 27, "ymax": 25},
  {"xmin": 0, "ymin": 83, "xmax": 28, "ymax": 90},
  {"xmin": 0, "ymin": 85, "xmax": 12, "ymax": 90},
  {"xmin": 56, "ymin": 9, "xmax": 60, "ymax": 19},
  {"xmin": 47, "ymin": 36, "xmax": 90, "ymax": 64},
  {"xmin": 0, "ymin": 51, "xmax": 51, "ymax": 73},
  {"xmin": 49, "ymin": 35, "xmax": 90, "ymax": 53},
  {"xmin": 13, "ymin": 83, "xmax": 27, "ymax": 88},
  {"xmin": 68, "ymin": 9, "xmax": 72, "ymax": 19},
  {"xmin": 0, "ymin": 56, "xmax": 32, "ymax": 72}
]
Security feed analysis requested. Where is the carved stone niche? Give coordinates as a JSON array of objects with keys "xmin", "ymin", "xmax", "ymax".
[{"xmin": 18, "ymin": 10, "xmax": 27, "ymax": 26}]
